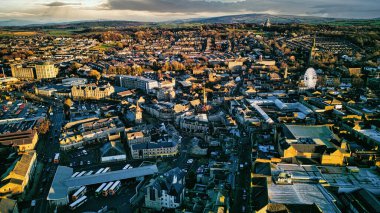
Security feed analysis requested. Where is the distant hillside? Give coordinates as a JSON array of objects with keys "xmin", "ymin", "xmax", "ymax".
[
  {"xmin": 1, "ymin": 14, "xmax": 379, "ymax": 28},
  {"xmin": 175, "ymin": 14, "xmax": 380, "ymax": 26}
]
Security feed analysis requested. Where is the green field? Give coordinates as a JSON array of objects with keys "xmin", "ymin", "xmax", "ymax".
[
  {"xmin": 326, "ymin": 20, "xmax": 380, "ymax": 26},
  {"xmin": 43, "ymin": 29, "xmax": 80, "ymax": 36}
]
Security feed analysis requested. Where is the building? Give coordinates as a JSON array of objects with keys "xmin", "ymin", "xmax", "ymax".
[
  {"xmin": 71, "ymin": 83, "xmax": 115, "ymax": 100},
  {"xmin": 35, "ymin": 86, "xmax": 58, "ymax": 97},
  {"xmin": 264, "ymin": 164, "xmax": 341, "ymax": 213},
  {"xmin": 35, "ymin": 64, "xmax": 59, "ymax": 79},
  {"xmin": 228, "ymin": 61, "xmax": 244, "ymax": 71},
  {"xmin": 176, "ymin": 112, "xmax": 209, "ymax": 135},
  {"xmin": 143, "ymin": 102, "xmax": 189, "ymax": 121},
  {"xmin": 48, "ymin": 165, "xmax": 158, "ymax": 206},
  {"xmin": 10, "ymin": 63, "xmax": 58, "ymax": 80},
  {"xmin": 62, "ymin": 78, "xmax": 88, "ymax": 87},
  {"xmin": 10, "ymin": 65, "xmax": 34, "ymax": 80},
  {"xmin": 339, "ymin": 188, "xmax": 380, "ymax": 213},
  {"xmin": 60, "ymin": 117, "xmax": 124, "ymax": 150},
  {"xmin": 277, "ymin": 125, "xmax": 350, "ymax": 166},
  {"xmin": 0, "ymin": 130, "xmax": 38, "ymax": 153},
  {"xmin": 0, "ymin": 151, "xmax": 37, "ymax": 197},
  {"xmin": 130, "ymin": 140, "xmax": 178, "ymax": 159},
  {"xmin": 116, "ymin": 75, "xmax": 158, "ymax": 93},
  {"xmin": 100, "ymin": 141, "xmax": 126, "ymax": 163},
  {"xmin": 145, "ymin": 167, "xmax": 185, "ymax": 210},
  {"xmin": 127, "ymin": 131, "xmax": 151, "ymax": 146}
]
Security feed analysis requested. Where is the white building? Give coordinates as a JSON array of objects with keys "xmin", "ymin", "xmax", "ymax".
[
  {"xmin": 145, "ymin": 167, "xmax": 185, "ymax": 210},
  {"xmin": 116, "ymin": 75, "xmax": 158, "ymax": 93}
]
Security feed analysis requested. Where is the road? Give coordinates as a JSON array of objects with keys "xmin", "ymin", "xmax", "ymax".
[
  {"xmin": 231, "ymin": 134, "xmax": 252, "ymax": 213},
  {"xmin": 32, "ymin": 104, "xmax": 65, "ymax": 213}
]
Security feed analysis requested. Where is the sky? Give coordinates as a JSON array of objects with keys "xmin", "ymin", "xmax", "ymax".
[{"xmin": 0, "ymin": 0, "xmax": 379, "ymax": 24}]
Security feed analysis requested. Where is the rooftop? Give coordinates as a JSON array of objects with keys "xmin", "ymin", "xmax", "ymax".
[{"xmin": 48, "ymin": 165, "xmax": 158, "ymax": 201}]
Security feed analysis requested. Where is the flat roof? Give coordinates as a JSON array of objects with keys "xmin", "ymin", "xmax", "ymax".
[
  {"xmin": 66, "ymin": 164, "xmax": 158, "ymax": 187},
  {"xmin": 357, "ymin": 129, "xmax": 380, "ymax": 144},
  {"xmin": 268, "ymin": 183, "xmax": 340, "ymax": 213},
  {"xmin": 47, "ymin": 165, "xmax": 158, "ymax": 201},
  {"xmin": 47, "ymin": 166, "xmax": 73, "ymax": 200},
  {"xmin": 318, "ymin": 166, "xmax": 380, "ymax": 194},
  {"xmin": 285, "ymin": 125, "xmax": 334, "ymax": 140}
]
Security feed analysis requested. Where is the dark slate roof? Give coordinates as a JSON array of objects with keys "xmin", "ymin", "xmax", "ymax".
[
  {"xmin": 100, "ymin": 141, "xmax": 126, "ymax": 157},
  {"xmin": 131, "ymin": 141, "xmax": 177, "ymax": 150},
  {"xmin": 291, "ymin": 144, "xmax": 326, "ymax": 154},
  {"xmin": 253, "ymin": 162, "xmax": 271, "ymax": 176},
  {"xmin": 150, "ymin": 167, "xmax": 185, "ymax": 197}
]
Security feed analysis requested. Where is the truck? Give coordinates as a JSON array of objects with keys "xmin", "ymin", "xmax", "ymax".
[
  {"xmin": 102, "ymin": 182, "xmax": 114, "ymax": 197},
  {"xmin": 108, "ymin": 181, "xmax": 121, "ymax": 196},
  {"xmin": 53, "ymin": 153, "xmax": 60, "ymax": 164}
]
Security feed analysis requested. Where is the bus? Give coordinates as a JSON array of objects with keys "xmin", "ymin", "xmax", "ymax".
[
  {"xmin": 72, "ymin": 186, "xmax": 86, "ymax": 201},
  {"xmin": 123, "ymin": 164, "xmax": 130, "ymax": 170},
  {"xmin": 95, "ymin": 168, "xmax": 104, "ymax": 174},
  {"xmin": 85, "ymin": 170, "xmax": 94, "ymax": 176},
  {"xmin": 95, "ymin": 183, "xmax": 107, "ymax": 197},
  {"xmin": 69, "ymin": 195, "xmax": 87, "ymax": 210},
  {"xmin": 102, "ymin": 167, "xmax": 110, "ymax": 173},
  {"xmin": 71, "ymin": 172, "xmax": 80, "ymax": 178},
  {"xmin": 53, "ymin": 153, "xmax": 60, "ymax": 164},
  {"xmin": 108, "ymin": 181, "xmax": 121, "ymax": 196},
  {"xmin": 102, "ymin": 182, "xmax": 114, "ymax": 197},
  {"xmin": 76, "ymin": 171, "xmax": 86, "ymax": 178}
]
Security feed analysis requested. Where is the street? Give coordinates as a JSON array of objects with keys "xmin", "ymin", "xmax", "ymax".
[{"xmin": 232, "ymin": 135, "xmax": 252, "ymax": 213}]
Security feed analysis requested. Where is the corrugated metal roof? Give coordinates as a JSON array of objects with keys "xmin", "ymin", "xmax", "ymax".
[
  {"xmin": 47, "ymin": 165, "xmax": 158, "ymax": 201},
  {"xmin": 65, "ymin": 164, "xmax": 158, "ymax": 187},
  {"xmin": 47, "ymin": 166, "xmax": 73, "ymax": 200}
]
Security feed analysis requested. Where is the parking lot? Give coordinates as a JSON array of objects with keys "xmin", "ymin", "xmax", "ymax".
[{"xmin": 70, "ymin": 182, "xmax": 138, "ymax": 213}]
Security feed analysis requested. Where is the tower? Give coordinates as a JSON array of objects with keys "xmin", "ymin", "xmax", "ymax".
[
  {"xmin": 264, "ymin": 18, "xmax": 271, "ymax": 27},
  {"xmin": 284, "ymin": 67, "xmax": 288, "ymax": 79},
  {"xmin": 135, "ymin": 98, "xmax": 143, "ymax": 124},
  {"xmin": 203, "ymin": 81, "xmax": 207, "ymax": 105}
]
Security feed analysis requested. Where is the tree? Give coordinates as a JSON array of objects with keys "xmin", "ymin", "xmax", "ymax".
[
  {"xmin": 64, "ymin": 98, "xmax": 73, "ymax": 107},
  {"xmin": 38, "ymin": 120, "xmax": 51, "ymax": 134},
  {"xmin": 71, "ymin": 62, "xmax": 82, "ymax": 71},
  {"xmin": 352, "ymin": 77, "xmax": 364, "ymax": 88},
  {"xmin": 116, "ymin": 42, "xmax": 124, "ymax": 49},
  {"xmin": 88, "ymin": 70, "xmax": 101, "ymax": 81}
]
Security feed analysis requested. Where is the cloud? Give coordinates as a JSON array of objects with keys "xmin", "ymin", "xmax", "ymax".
[
  {"xmin": 42, "ymin": 1, "xmax": 81, "ymax": 7},
  {"xmin": 103, "ymin": 0, "xmax": 256, "ymax": 13},
  {"xmin": 102, "ymin": 0, "xmax": 380, "ymax": 18}
]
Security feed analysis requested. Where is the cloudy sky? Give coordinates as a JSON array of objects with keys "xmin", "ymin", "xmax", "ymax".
[{"xmin": 0, "ymin": 0, "xmax": 379, "ymax": 23}]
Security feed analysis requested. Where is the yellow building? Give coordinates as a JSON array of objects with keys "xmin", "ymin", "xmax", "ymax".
[
  {"xmin": 0, "ymin": 151, "xmax": 37, "ymax": 197},
  {"xmin": 10, "ymin": 65, "xmax": 34, "ymax": 80},
  {"xmin": 71, "ymin": 83, "xmax": 115, "ymax": 100},
  {"xmin": 0, "ymin": 130, "xmax": 38, "ymax": 153},
  {"xmin": 278, "ymin": 125, "xmax": 350, "ymax": 166},
  {"xmin": 35, "ymin": 64, "xmax": 59, "ymax": 79},
  {"xmin": 11, "ymin": 63, "xmax": 58, "ymax": 80}
]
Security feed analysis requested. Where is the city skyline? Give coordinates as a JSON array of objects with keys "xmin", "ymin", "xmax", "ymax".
[{"xmin": 0, "ymin": 0, "xmax": 379, "ymax": 25}]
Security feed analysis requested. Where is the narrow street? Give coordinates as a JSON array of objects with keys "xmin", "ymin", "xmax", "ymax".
[{"xmin": 232, "ymin": 135, "xmax": 252, "ymax": 212}]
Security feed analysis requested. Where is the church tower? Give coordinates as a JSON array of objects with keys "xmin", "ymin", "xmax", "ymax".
[
  {"xmin": 203, "ymin": 81, "xmax": 207, "ymax": 105},
  {"xmin": 135, "ymin": 102, "xmax": 142, "ymax": 124},
  {"xmin": 284, "ymin": 67, "xmax": 288, "ymax": 79},
  {"xmin": 264, "ymin": 18, "xmax": 271, "ymax": 27}
]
